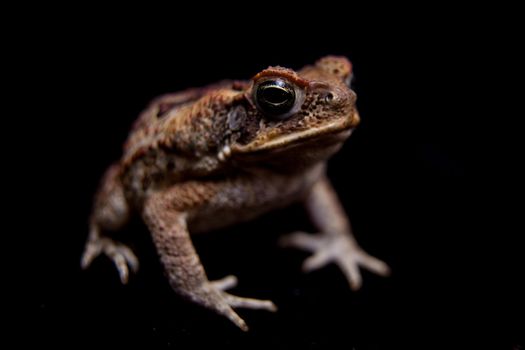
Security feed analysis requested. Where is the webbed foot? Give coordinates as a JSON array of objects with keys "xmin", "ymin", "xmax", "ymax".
[
  {"xmin": 280, "ymin": 232, "xmax": 390, "ymax": 290},
  {"xmin": 81, "ymin": 237, "xmax": 139, "ymax": 284},
  {"xmin": 192, "ymin": 275, "xmax": 277, "ymax": 331}
]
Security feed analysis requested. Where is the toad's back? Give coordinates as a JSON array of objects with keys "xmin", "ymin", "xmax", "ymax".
[{"xmin": 119, "ymin": 81, "xmax": 247, "ymax": 206}]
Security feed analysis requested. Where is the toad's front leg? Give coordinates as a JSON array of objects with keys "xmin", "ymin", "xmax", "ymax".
[
  {"xmin": 142, "ymin": 186, "xmax": 276, "ymax": 331},
  {"xmin": 281, "ymin": 176, "xmax": 390, "ymax": 290}
]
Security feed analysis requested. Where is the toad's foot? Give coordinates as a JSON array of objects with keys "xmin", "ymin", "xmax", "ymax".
[
  {"xmin": 280, "ymin": 232, "xmax": 390, "ymax": 290},
  {"xmin": 193, "ymin": 275, "xmax": 277, "ymax": 331},
  {"xmin": 81, "ymin": 237, "xmax": 139, "ymax": 284}
]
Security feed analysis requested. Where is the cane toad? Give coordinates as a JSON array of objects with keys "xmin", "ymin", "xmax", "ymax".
[{"xmin": 81, "ymin": 56, "xmax": 390, "ymax": 331}]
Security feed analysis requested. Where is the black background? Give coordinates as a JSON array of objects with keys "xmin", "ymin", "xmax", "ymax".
[{"xmin": 13, "ymin": 9, "xmax": 523, "ymax": 350}]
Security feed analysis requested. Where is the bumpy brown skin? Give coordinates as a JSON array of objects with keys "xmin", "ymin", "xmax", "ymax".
[{"xmin": 81, "ymin": 56, "xmax": 390, "ymax": 331}]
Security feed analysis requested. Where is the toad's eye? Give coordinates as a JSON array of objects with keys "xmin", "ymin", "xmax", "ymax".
[{"xmin": 254, "ymin": 79, "xmax": 297, "ymax": 119}]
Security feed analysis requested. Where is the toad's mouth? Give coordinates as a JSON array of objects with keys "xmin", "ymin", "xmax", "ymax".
[{"xmin": 231, "ymin": 111, "xmax": 359, "ymax": 154}]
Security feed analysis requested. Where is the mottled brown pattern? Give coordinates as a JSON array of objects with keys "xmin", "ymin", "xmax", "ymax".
[{"xmin": 81, "ymin": 56, "xmax": 390, "ymax": 331}]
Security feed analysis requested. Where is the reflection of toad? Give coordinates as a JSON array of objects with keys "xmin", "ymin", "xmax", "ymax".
[{"xmin": 81, "ymin": 56, "xmax": 389, "ymax": 331}]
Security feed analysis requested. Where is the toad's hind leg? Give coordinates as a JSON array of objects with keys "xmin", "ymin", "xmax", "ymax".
[{"xmin": 81, "ymin": 164, "xmax": 138, "ymax": 284}]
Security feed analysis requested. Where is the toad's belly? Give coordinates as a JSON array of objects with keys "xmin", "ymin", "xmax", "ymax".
[{"xmin": 187, "ymin": 165, "xmax": 324, "ymax": 233}]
